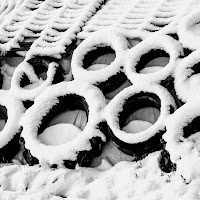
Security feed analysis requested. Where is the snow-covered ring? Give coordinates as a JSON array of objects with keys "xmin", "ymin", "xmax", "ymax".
[
  {"xmin": 163, "ymin": 100, "xmax": 200, "ymax": 165},
  {"xmin": 174, "ymin": 50, "xmax": 200, "ymax": 103},
  {"xmin": 71, "ymin": 28, "xmax": 129, "ymax": 83},
  {"xmin": 178, "ymin": 9, "xmax": 200, "ymax": 50},
  {"xmin": 20, "ymin": 80, "xmax": 107, "ymax": 167},
  {"xmin": 124, "ymin": 34, "xmax": 183, "ymax": 85},
  {"xmin": 104, "ymin": 82, "xmax": 176, "ymax": 159},
  {"xmin": 10, "ymin": 60, "xmax": 62, "ymax": 100},
  {"xmin": 0, "ymin": 90, "xmax": 25, "ymax": 162}
]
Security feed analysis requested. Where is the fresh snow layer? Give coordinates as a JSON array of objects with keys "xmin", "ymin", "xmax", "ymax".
[
  {"xmin": 87, "ymin": 63, "xmax": 108, "ymax": 71},
  {"xmin": 140, "ymin": 66, "xmax": 163, "ymax": 74},
  {"xmin": 1, "ymin": 152, "xmax": 200, "ymax": 200},
  {"xmin": 38, "ymin": 124, "xmax": 82, "ymax": 146},
  {"xmin": 123, "ymin": 120, "xmax": 153, "ymax": 134}
]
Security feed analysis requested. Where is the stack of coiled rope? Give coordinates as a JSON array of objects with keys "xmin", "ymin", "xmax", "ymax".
[{"xmin": 0, "ymin": 0, "xmax": 199, "ymax": 177}]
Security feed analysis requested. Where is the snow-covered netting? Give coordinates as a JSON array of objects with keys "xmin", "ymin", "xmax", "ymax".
[{"xmin": 0, "ymin": 0, "xmax": 200, "ymax": 199}]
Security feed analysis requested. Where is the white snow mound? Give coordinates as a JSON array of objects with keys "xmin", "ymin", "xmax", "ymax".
[{"xmin": 38, "ymin": 124, "xmax": 82, "ymax": 146}]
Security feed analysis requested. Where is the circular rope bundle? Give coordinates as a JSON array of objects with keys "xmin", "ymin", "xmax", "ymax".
[
  {"xmin": 163, "ymin": 100, "xmax": 200, "ymax": 163},
  {"xmin": 104, "ymin": 82, "xmax": 176, "ymax": 161},
  {"xmin": 175, "ymin": 49, "xmax": 200, "ymax": 103},
  {"xmin": 0, "ymin": 90, "xmax": 25, "ymax": 163},
  {"xmin": 178, "ymin": 9, "xmax": 200, "ymax": 50},
  {"xmin": 124, "ymin": 34, "xmax": 183, "ymax": 85},
  {"xmin": 71, "ymin": 29, "xmax": 131, "ymax": 99},
  {"xmin": 10, "ymin": 57, "xmax": 64, "ymax": 100},
  {"xmin": 20, "ymin": 80, "xmax": 107, "ymax": 168}
]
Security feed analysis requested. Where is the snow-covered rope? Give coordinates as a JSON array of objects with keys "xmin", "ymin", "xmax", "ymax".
[
  {"xmin": 103, "ymin": 82, "xmax": 176, "ymax": 160},
  {"xmin": 20, "ymin": 81, "xmax": 107, "ymax": 167}
]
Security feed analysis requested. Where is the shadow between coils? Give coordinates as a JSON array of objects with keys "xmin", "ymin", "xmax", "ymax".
[
  {"xmin": 0, "ymin": 132, "xmax": 21, "ymax": 163},
  {"xmin": 0, "ymin": 106, "xmax": 21, "ymax": 163},
  {"xmin": 94, "ymin": 71, "xmax": 132, "ymax": 100},
  {"xmin": 20, "ymin": 56, "xmax": 64, "ymax": 88},
  {"xmin": 0, "ymin": 105, "xmax": 20, "ymax": 163},
  {"xmin": 160, "ymin": 76, "xmax": 184, "ymax": 108}
]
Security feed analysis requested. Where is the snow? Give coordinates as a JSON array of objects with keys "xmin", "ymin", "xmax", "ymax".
[
  {"xmin": 123, "ymin": 120, "xmax": 153, "ymax": 134},
  {"xmin": 174, "ymin": 49, "xmax": 200, "ymax": 102},
  {"xmin": 178, "ymin": 9, "xmax": 200, "ymax": 50},
  {"xmin": 0, "ymin": 0, "xmax": 200, "ymax": 199},
  {"xmin": 87, "ymin": 63, "xmax": 107, "ymax": 71},
  {"xmin": 71, "ymin": 28, "xmax": 129, "ymax": 83},
  {"xmin": 124, "ymin": 34, "xmax": 183, "ymax": 84},
  {"xmin": 38, "ymin": 124, "xmax": 82, "ymax": 146},
  {"xmin": 104, "ymin": 82, "xmax": 176, "ymax": 144},
  {"xmin": 20, "ymin": 81, "xmax": 107, "ymax": 165},
  {"xmin": 140, "ymin": 66, "xmax": 163, "ymax": 74},
  {"xmin": 1, "ymin": 152, "xmax": 200, "ymax": 200}
]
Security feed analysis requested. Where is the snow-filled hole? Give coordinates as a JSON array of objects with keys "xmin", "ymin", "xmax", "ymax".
[
  {"xmin": 119, "ymin": 92, "xmax": 161, "ymax": 134},
  {"xmin": 136, "ymin": 49, "xmax": 169, "ymax": 74},
  {"xmin": 96, "ymin": 72, "xmax": 132, "ymax": 100},
  {"xmin": 182, "ymin": 116, "xmax": 200, "ymax": 138},
  {"xmin": 83, "ymin": 46, "xmax": 116, "ymax": 71},
  {"xmin": 0, "ymin": 105, "xmax": 7, "ymax": 131},
  {"xmin": 37, "ymin": 95, "xmax": 89, "ymax": 146}
]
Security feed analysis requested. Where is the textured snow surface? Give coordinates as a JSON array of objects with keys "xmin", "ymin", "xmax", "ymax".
[
  {"xmin": 1, "ymin": 152, "xmax": 200, "ymax": 200},
  {"xmin": 0, "ymin": 0, "xmax": 200, "ymax": 199}
]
